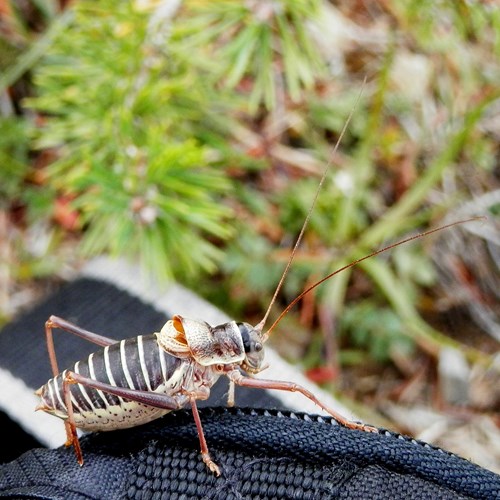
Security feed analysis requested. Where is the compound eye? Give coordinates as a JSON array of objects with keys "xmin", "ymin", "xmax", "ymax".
[{"xmin": 255, "ymin": 342, "xmax": 263, "ymax": 352}]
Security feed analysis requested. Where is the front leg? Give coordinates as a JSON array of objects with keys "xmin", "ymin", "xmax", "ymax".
[
  {"xmin": 226, "ymin": 369, "xmax": 379, "ymax": 434},
  {"xmin": 227, "ymin": 380, "xmax": 236, "ymax": 407}
]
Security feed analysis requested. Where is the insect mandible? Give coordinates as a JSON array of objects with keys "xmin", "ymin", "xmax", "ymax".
[{"xmin": 35, "ymin": 88, "xmax": 480, "ymax": 476}]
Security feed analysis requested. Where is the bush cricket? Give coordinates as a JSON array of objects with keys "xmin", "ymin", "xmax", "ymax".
[{"xmin": 35, "ymin": 90, "xmax": 481, "ymax": 477}]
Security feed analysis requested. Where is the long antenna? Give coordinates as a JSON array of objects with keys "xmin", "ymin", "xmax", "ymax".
[
  {"xmin": 255, "ymin": 79, "xmax": 367, "ymax": 333},
  {"xmin": 263, "ymin": 216, "xmax": 485, "ymax": 338}
]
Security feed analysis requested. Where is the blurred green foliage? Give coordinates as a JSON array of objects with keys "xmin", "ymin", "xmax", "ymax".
[
  {"xmin": 1, "ymin": 0, "xmax": 498, "ymax": 370},
  {"xmin": 341, "ymin": 302, "xmax": 414, "ymax": 364},
  {"xmin": 0, "ymin": 117, "xmax": 32, "ymax": 206},
  {"xmin": 175, "ymin": 0, "xmax": 325, "ymax": 110},
  {"xmin": 22, "ymin": 2, "xmax": 238, "ymax": 279}
]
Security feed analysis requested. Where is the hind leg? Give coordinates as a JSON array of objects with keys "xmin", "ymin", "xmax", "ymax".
[
  {"xmin": 45, "ymin": 315, "xmax": 117, "ymax": 376},
  {"xmin": 61, "ymin": 371, "xmax": 186, "ymax": 466}
]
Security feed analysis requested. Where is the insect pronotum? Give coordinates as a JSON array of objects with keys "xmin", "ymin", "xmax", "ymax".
[{"xmin": 35, "ymin": 86, "xmax": 481, "ymax": 476}]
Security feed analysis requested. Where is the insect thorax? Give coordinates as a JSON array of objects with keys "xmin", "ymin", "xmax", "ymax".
[
  {"xmin": 155, "ymin": 315, "xmax": 264, "ymax": 372},
  {"xmin": 156, "ymin": 315, "xmax": 246, "ymax": 366}
]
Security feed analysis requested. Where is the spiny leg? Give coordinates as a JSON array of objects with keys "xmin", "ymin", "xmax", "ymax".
[
  {"xmin": 63, "ymin": 372, "xmax": 222, "ymax": 475},
  {"xmin": 45, "ymin": 315, "xmax": 117, "ymax": 377},
  {"xmin": 189, "ymin": 396, "xmax": 221, "ymax": 476},
  {"xmin": 227, "ymin": 369, "xmax": 379, "ymax": 433},
  {"xmin": 62, "ymin": 371, "xmax": 183, "ymax": 466},
  {"xmin": 178, "ymin": 385, "xmax": 221, "ymax": 475},
  {"xmin": 65, "ymin": 371, "xmax": 184, "ymax": 409},
  {"xmin": 227, "ymin": 380, "xmax": 236, "ymax": 407},
  {"xmin": 62, "ymin": 372, "xmax": 83, "ymax": 465}
]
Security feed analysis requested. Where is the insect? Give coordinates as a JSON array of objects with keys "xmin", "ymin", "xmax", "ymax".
[{"xmin": 35, "ymin": 90, "xmax": 481, "ymax": 477}]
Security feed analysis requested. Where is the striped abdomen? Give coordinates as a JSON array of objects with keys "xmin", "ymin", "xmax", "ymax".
[{"xmin": 36, "ymin": 334, "xmax": 194, "ymax": 431}]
